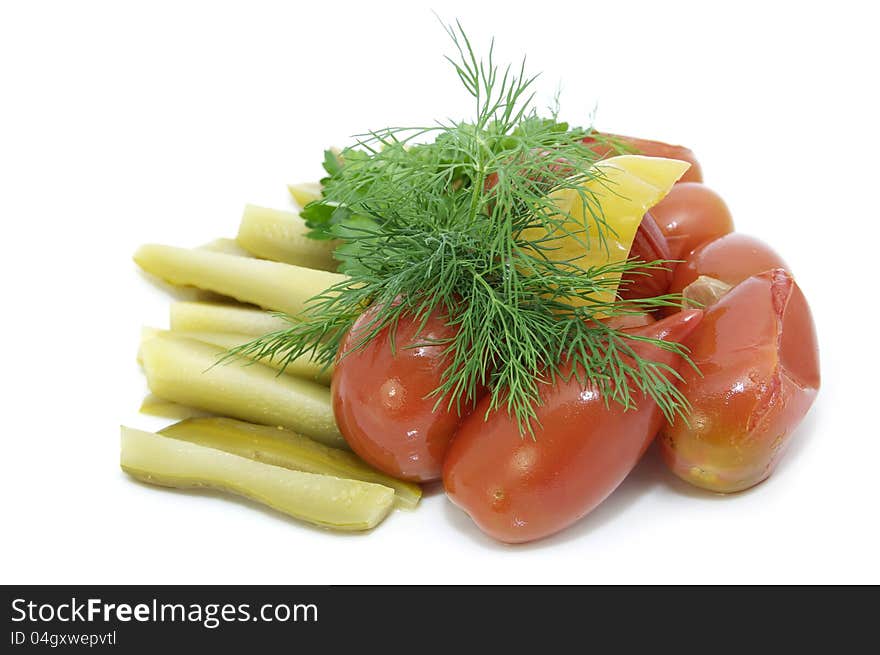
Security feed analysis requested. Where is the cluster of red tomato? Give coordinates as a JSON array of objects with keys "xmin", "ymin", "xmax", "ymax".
[{"xmin": 331, "ymin": 134, "xmax": 820, "ymax": 544}]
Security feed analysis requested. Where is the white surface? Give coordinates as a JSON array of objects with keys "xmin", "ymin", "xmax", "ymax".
[{"xmin": 1, "ymin": 0, "xmax": 877, "ymax": 584}]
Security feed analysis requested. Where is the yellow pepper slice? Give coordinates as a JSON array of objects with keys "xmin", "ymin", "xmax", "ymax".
[{"xmin": 524, "ymin": 154, "xmax": 690, "ymax": 306}]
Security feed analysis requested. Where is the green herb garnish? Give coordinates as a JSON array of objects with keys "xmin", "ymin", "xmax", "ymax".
[{"xmin": 224, "ymin": 21, "xmax": 691, "ymax": 432}]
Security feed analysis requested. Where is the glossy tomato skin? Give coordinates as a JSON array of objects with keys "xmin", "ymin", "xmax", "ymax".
[
  {"xmin": 620, "ymin": 213, "xmax": 674, "ymax": 300},
  {"xmin": 443, "ymin": 309, "xmax": 703, "ymax": 544},
  {"xmin": 584, "ymin": 133, "xmax": 703, "ymax": 183},
  {"xmin": 648, "ymin": 182, "xmax": 735, "ymax": 260},
  {"xmin": 332, "ymin": 304, "xmax": 470, "ymax": 482},
  {"xmin": 669, "ymin": 233, "xmax": 788, "ymax": 296},
  {"xmin": 660, "ymin": 269, "xmax": 820, "ymax": 492}
]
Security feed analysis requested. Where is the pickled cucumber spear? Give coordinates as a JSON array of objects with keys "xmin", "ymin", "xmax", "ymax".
[
  {"xmin": 161, "ymin": 417, "xmax": 420, "ymax": 509},
  {"xmin": 198, "ymin": 238, "xmax": 254, "ymax": 257},
  {"xmin": 236, "ymin": 204, "xmax": 337, "ymax": 271},
  {"xmin": 140, "ymin": 332, "xmax": 346, "ymax": 449},
  {"xmin": 154, "ymin": 328, "xmax": 331, "ymax": 385},
  {"xmin": 121, "ymin": 426, "xmax": 393, "ymax": 531},
  {"xmin": 139, "ymin": 394, "xmax": 213, "ymax": 420},
  {"xmin": 170, "ymin": 301, "xmax": 290, "ymax": 337},
  {"xmin": 133, "ymin": 245, "xmax": 346, "ymax": 316},
  {"xmin": 287, "ymin": 182, "xmax": 321, "ymax": 208}
]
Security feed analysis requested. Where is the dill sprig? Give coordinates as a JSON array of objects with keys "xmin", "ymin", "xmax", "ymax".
[{"xmin": 223, "ymin": 20, "xmax": 692, "ymax": 432}]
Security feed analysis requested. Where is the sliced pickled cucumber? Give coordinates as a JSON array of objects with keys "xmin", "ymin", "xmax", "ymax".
[
  {"xmin": 139, "ymin": 332, "xmax": 346, "ymax": 449},
  {"xmin": 141, "ymin": 326, "xmax": 330, "ymax": 385},
  {"xmin": 166, "ymin": 329, "xmax": 331, "ymax": 385},
  {"xmin": 287, "ymin": 182, "xmax": 322, "ymax": 208},
  {"xmin": 236, "ymin": 204, "xmax": 337, "ymax": 271},
  {"xmin": 161, "ymin": 417, "xmax": 421, "ymax": 509},
  {"xmin": 121, "ymin": 426, "xmax": 393, "ymax": 531},
  {"xmin": 136, "ymin": 326, "xmax": 162, "ymax": 366},
  {"xmin": 139, "ymin": 394, "xmax": 213, "ymax": 420},
  {"xmin": 169, "ymin": 301, "xmax": 290, "ymax": 337},
  {"xmin": 198, "ymin": 238, "xmax": 254, "ymax": 257},
  {"xmin": 133, "ymin": 244, "xmax": 346, "ymax": 315}
]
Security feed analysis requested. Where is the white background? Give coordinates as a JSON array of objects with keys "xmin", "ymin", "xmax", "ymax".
[{"xmin": 1, "ymin": 0, "xmax": 877, "ymax": 584}]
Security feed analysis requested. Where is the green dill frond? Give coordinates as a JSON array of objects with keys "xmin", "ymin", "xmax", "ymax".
[{"xmin": 223, "ymin": 20, "xmax": 692, "ymax": 434}]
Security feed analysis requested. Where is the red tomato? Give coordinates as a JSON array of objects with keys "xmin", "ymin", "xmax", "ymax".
[
  {"xmin": 620, "ymin": 213, "xmax": 674, "ymax": 300},
  {"xmin": 443, "ymin": 309, "xmax": 704, "ymax": 543},
  {"xmin": 669, "ymin": 233, "xmax": 789, "ymax": 296},
  {"xmin": 332, "ymin": 304, "xmax": 474, "ymax": 482},
  {"xmin": 648, "ymin": 182, "xmax": 735, "ymax": 260},
  {"xmin": 660, "ymin": 269, "xmax": 820, "ymax": 492},
  {"xmin": 583, "ymin": 133, "xmax": 704, "ymax": 183}
]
